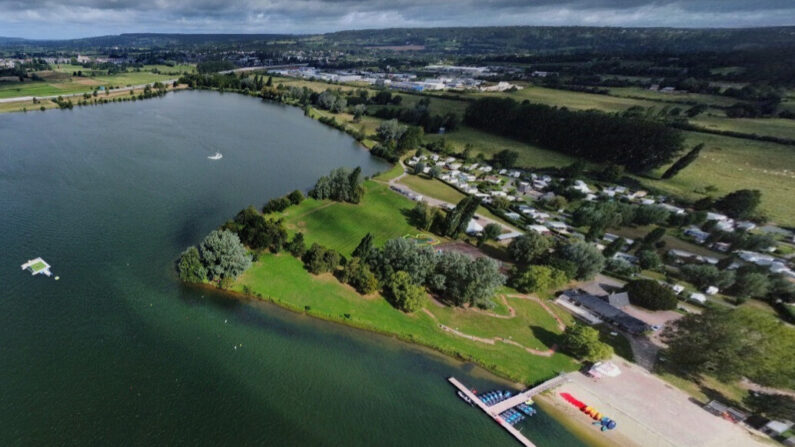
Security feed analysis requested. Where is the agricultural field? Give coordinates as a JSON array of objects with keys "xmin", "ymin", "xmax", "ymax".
[
  {"xmin": 607, "ymin": 86, "xmax": 740, "ymax": 108},
  {"xmin": 425, "ymin": 125, "xmax": 577, "ymax": 168},
  {"xmin": 468, "ymin": 84, "xmax": 661, "ymax": 113},
  {"xmin": 690, "ymin": 116, "xmax": 795, "ymax": 141},
  {"xmin": 646, "ymin": 131, "xmax": 795, "ymax": 225},
  {"xmin": 0, "ymin": 65, "xmax": 190, "ymax": 100}
]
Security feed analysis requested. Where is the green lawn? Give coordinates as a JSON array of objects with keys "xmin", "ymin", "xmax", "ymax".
[
  {"xmin": 644, "ymin": 131, "xmax": 795, "ymax": 225},
  {"xmin": 232, "ymin": 253, "xmax": 578, "ymax": 384},
  {"xmin": 429, "ymin": 293, "xmax": 571, "ymax": 352},
  {"xmin": 274, "ymin": 180, "xmax": 422, "ymax": 256}
]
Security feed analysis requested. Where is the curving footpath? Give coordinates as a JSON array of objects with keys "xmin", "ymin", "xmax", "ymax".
[{"xmin": 422, "ymin": 293, "xmax": 565, "ymax": 357}]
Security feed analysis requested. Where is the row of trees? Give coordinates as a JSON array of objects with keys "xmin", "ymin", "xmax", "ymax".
[
  {"xmin": 464, "ymin": 97, "xmax": 684, "ymax": 172},
  {"xmin": 262, "ymin": 190, "xmax": 304, "ymax": 214},
  {"xmin": 371, "ymin": 97, "xmax": 460, "ymax": 134}
]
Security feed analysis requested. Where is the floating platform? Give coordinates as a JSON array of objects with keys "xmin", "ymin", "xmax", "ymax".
[{"xmin": 21, "ymin": 257, "xmax": 52, "ymax": 277}]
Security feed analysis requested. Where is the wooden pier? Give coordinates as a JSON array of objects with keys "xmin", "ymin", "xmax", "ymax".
[{"xmin": 448, "ymin": 375, "xmax": 568, "ymax": 447}]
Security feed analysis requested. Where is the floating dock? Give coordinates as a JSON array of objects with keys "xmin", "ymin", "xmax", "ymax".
[
  {"xmin": 21, "ymin": 257, "xmax": 52, "ymax": 277},
  {"xmin": 448, "ymin": 375, "xmax": 568, "ymax": 447}
]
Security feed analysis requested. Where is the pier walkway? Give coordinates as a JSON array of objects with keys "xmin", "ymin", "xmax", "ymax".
[
  {"xmin": 448, "ymin": 375, "xmax": 569, "ymax": 447},
  {"xmin": 488, "ymin": 375, "xmax": 568, "ymax": 415}
]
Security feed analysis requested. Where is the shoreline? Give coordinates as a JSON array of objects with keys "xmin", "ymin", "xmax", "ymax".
[
  {"xmin": 192, "ymin": 281, "xmax": 614, "ymax": 447},
  {"xmin": 534, "ymin": 392, "xmax": 637, "ymax": 447}
]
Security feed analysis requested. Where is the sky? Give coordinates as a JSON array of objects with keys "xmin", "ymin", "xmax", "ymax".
[{"xmin": 1, "ymin": 0, "xmax": 794, "ymax": 39}]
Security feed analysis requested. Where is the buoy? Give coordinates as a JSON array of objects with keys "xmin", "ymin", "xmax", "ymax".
[{"xmin": 55, "ymin": 276, "xmax": 60, "ymax": 280}]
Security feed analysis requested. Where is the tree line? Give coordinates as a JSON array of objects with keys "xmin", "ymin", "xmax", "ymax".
[{"xmin": 464, "ymin": 97, "xmax": 684, "ymax": 172}]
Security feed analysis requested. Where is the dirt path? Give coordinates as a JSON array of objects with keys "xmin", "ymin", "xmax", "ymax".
[
  {"xmin": 506, "ymin": 293, "xmax": 567, "ymax": 331},
  {"xmin": 421, "ymin": 292, "xmax": 564, "ymax": 357}
]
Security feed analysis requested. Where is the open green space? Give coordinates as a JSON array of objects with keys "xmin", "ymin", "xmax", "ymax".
[
  {"xmin": 232, "ymin": 253, "xmax": 577, "ymax": 384},
  {"xmin": 0, "ymin": 66, "xmax": 185, "ymax": 100},
  {"xmin": 274, "ymin": 180, "xmax": 422, "ymax": 256},
  {"xmin": 425, "ymin": 125, "xmax": 577, "ymax": 168},
  {"xmin": 690, "ymin": 116, "xmax": 795, "ymax": 141},
  {"xmin": 470, "ymin": 84, "xmax": 661, "ymax": 113},
  {"xmin": 607, "ymin": 86, "xmax": 740, "ymax": 108},
  {"xmin": 429, "ymin": 293, "xmax": 572, "ymax": 351},
  {"xmin": 645, "ymin": 131, "xmax": 795, "ymax": 225}
]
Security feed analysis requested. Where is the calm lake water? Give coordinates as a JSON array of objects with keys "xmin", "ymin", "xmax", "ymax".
[{"xmin": 0, "ymin": 91, "xmax": 586, "ymax": 446}]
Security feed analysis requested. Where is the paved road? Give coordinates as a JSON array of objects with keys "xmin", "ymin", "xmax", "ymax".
[
  {"xmin": 0, "ymin": 79, "xmax": 178, "ymax": 104},
  {"xmin": 385, "ymin": 161, "xmax": 519, "ymax": 234}
]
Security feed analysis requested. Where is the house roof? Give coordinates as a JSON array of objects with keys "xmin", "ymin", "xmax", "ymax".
[
  {"xmin": 607, "ymin": 292, "xmax": 630, "ymax": 308},
  {"xmin": 562, "ymin": 290, "xmax": 649, "ymax": 334}
]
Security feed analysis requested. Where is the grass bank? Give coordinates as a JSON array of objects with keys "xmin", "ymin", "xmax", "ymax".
[{"xmin": 232, "ymin": 253, "xmax": 578, "ymax": 385}]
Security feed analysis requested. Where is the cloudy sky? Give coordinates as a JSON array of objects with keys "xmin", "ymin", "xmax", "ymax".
[{"xmin": 1, "ymin": 0, "xmax": 794, "ymax": 39}]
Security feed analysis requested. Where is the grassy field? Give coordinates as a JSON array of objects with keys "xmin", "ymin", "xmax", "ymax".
[
  {"xmin": 0, "ymin": 66, "xmax": 187, "ymax": 100},
  {"xmin": 607, "ymin": 87, "xmax": 740, "ymax": 108},
  {"xmin": 690, "ymin": 116, "xmax": 795, "ymax": 140},
  {"xmin": 0, "ymin": 84, "xmax": 187, "ymax": 113},
  {"xmin": 232, "ymin": 253, "xmax": 577, "ymax": 385},
  {"xmin": 425, "ymin": 126, "xmax": 577, "ymax": 168},
  {"xmin": 273, "ymin": 180, "xmax": 423, "ymax": 256},
  {"xmin": 470, "ymin": 84, "xmax": 661, "ymax": 113},
  {"xmin": 646, "ymin": 131, "xmax": 795, "ymax": 225}
]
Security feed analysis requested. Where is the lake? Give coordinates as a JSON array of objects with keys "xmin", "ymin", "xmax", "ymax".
[{"xmin": 0, "ymin": 91, "xmax": 586, "ymax": 446}]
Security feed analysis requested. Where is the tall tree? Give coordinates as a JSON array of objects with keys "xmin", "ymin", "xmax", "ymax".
[
  {"xmin": 560, "ymin": 324, "xmax": 614, "ymax": 362},
  {"xmin": 352, "ymin": 233, "xmax": 375, "ymax": 259},
  {"xmin": 663, "ymin": 307, "xmax": 795, "ymax": 389},
  {"xmin": 385, "ymin": 271, "xmax": 426, "ymax": 313},
  {"xmin": 199, "ymin": 229, "xmax": 251, "ymax": 280},
  {"xmin": 661, "ymin": 143, "xmax": 704, "ymax": 179},
  {"xmin": 177, "ymin": 246, "xmax": 207, "ymax": 283},
  {"xmin": 556, "ymin": 241, "xmax": 604, "ymax": 280},
  {"xmin": 507, "ymin": 232, "xmax": 551, "ymax": 265},
  {"xmin": 715, "ymin": 189, "xmax": 762, "ymax": 219}
]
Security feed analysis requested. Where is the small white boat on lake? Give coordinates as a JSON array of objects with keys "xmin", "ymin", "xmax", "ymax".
[{"xmin": 208, "ymin": 152, "xmax": 223, "ymax": 160}]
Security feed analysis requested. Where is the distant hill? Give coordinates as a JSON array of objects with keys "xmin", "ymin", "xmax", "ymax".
[{"xmin": 2, "ymin": 26, "xmax": 794, "ymax": 54}]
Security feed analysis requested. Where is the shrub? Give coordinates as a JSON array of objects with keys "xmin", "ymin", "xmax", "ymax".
[{"xmin": 625, "ymin": 279, "xmax": 678, "ymax": 310}]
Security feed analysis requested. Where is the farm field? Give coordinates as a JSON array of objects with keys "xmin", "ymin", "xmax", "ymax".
[
  {"xmin": 425, "ymin": 125, "xmax": 577, "ymax": 168},
  {"xmin": 469, "ymin": 84, "xmax": 661, "ymax": 113},
  {"xmin": 690, "ymin": 116, "xmax": 795, "ymax": 141},
  {"xmin": 607, "ymin": 86, "xmax": 740, "ymax": 108},
  {"xmin": 0, "ymin": 66, "xmax": 188, "ymax": 100},
  {"xmin": 647, "ymin": 131, "xmax": 795, "ymax": 225}
]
